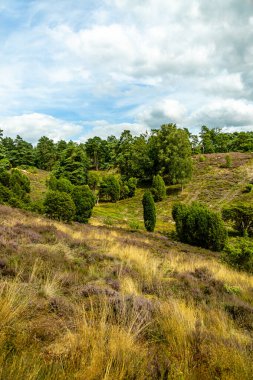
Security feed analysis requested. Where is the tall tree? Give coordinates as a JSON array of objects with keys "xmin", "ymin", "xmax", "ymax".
[
  {"xmin": 54, "ymin": 143, "xmax": 89, "ymax": 185},
  {"xmin": 35, "ymin": 136, "xmax": 56, "ymax": 170},
  {"xmin": 148, "ymin": 124, "xmax": 192, "ymax": 185}
]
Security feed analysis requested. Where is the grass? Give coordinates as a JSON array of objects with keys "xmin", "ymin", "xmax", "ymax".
[{"xmin": 0, "ymin": 204, "xmax": 252, "ymax": 379}]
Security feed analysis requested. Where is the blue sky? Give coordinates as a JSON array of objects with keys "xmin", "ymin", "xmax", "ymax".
[{"xmin": 0, "ymin": 0, "xmax": 253, "ymax": 143}]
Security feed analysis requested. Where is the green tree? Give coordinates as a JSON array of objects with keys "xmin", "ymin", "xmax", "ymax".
[
  {"xmin": 151, "ymin": 175, "xmax": 166, "ymax": 202},
  {"xmin": 71, "ymin": 185, "xmax": 95, "ymax": 223},
  {"xmin": 35, "ymin": 136, "xmax": 56, "ymax": 170},
  {"xmin": 173, "ymin": 202, "xmax": 227, "ymax": 251},
  {"xmin": 142, "ymin": 191, "xmax": 156, "ymax": 232},
  {"xmin": 9, "ymin": 169, "xmax": 30, "ymax": 202},
  {"xmin": 44, "ymin": 191, "xmax": 76, "ymax": 222},
  {"xmin": 99, "ymin": 175, "xmax": 120, "ymax": 202},
  {"xmin": 148, "ymin": 124, "xmax": 192, "ymax": 185},
  {"xmin": 222, "ymin": 203, "xmax": 253, "ymax": 237},
  {"xmin": 54, "ymin": 144, "xmax": 89, "ymax": 185}
]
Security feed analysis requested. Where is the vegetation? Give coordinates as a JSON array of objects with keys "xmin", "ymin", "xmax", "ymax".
[
  {"xmin": 0, "ymin": 206, "xmax": 252, "ymax": 379},
  {"xmin": 142, "ymin": 191, "xmax": 156, "ymax": 232},
  {"xmin": 151, "ymin": 174, "xmax": 166, "ymax": 202},
  {"xmin": 71, "ymin": 185, "xmax": 95, "ymax": 223},
  {"xmin": 44, "ymin": 190, "xmax": 76, "ymax": 222},
  {"xmin": 172, "ymin": 202, "xmax": 227, "ymax": 251},
  {"xmin": 222, "ymin": 203, "xmax": 253, "ymax": 237}
]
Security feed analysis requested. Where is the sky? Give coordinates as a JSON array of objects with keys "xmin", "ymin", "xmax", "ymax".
[{"xmin": 0, "ymin": 0, "xmax": 253, "ymax": 143}]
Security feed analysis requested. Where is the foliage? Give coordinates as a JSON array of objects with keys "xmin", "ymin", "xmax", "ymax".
[
  {"xmin": 172, "ymin": 202, "xmax": 227, "ymax": 251},
  {"xmin": 9, "ymin": 169, "xmax": 30, "ymax": 202},
  {"xmin": 44, "ymin": 190, "xmax": 76, "ymax": 222},
  {"xmin": 148, "ymin": 124, "xmax": 192, "ymax": 185},
  {"xmin": 71, "ymin": 185, "xmax": 96, "ymax": 223},
  {"xmin": 151, "ymin": 175, "xmax": 166, "ymax": 202},
  {"xmin": 222, "ymin": 203, "xmax": 253, "ymax": 237},
  {"xmin": 87, "ymin": 172, "xmax": 100, "ymax": 191},
  {"xmin": 54, "ymin": 144, "xmax": 89, "ymax": 185},
  {"xmin": 47, "ymin": 175, "xmax": 74, "ymax": 193},
  {"xmin": 243, "ymin": 184, "xmax": 252, "ymax": 193},
  {"xmin": 35, "ymin": 136, "xmax": 56, "ymax": 170},
  {"xmin": 142, "ymin": 191, "xmax": 156, "ymax": 232},
  {"xmin": 223, "ymin": 238, "xmax": 253, "ymax": 273},
  {"xmin": 99, "ymin": 175, "xmax": 120, "ymax": 202},
  {"xmin": 0, "ymin": 158, "xmax": 11, "ymax": 170}
]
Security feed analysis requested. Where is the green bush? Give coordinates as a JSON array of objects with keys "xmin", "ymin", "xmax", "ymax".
[
  {"xmin": 0, "ymin": 183, "xmax": 13, "ymax": 203},
  {"xmin": 0, "ymin": 169, "xmax": 10, "ymax": 187},
  {"xmin": 44, "ymin": 191, "xmax": 76, "ymax": 222},
  {"xmin": 9, "ymin": 169, "xmax": 30, "ymax": 201},
  {"xmin": 99, "ymin": 175, "xmax": 120, "ymax": 202},
  {"xmin": 142, "ymin": 191, "xmax": 156, "ymax": 232},
  {"xmin": 47, "ymin": 175, "xmax": 74, "ymax": 193},
  {"xmin": 172, "ymin": 202, "xmax": 227, "ymax": 251},
  {"xmin": 223, "ymin": 238, "xmax": 253, "ymax": 273},
  {"xmin": 151, "ymin": 175, "xmax": 166, "ymax": 202},
  {"xmin": 127, "ymin": 177, "xmax": 138, "ymax": 198},
  {"xmin": 71, "ymin": 185, "xmax": 95, "ymax": 223},
  {"xmin": 0, "ymin": 158, "xmax": 11, "ymax": 170}
]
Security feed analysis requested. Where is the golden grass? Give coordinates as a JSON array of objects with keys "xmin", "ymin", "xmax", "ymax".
[{"xmin": 0, "ymin": 205, "xmax": 252, "ymax": 379}]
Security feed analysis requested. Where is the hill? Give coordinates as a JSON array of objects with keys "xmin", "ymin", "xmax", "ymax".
[{"xmin": 0, "ymin": 204, "xmax": 252, "ymax": 379}]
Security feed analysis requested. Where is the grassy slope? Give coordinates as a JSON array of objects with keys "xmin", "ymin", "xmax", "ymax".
[
  {"xmin": 90, "ymin": 152, "xmax": 253, "ymax": 232},
  {"xmin": 0, "ymin": 205, "xmax": 252, "ymax": 379}
]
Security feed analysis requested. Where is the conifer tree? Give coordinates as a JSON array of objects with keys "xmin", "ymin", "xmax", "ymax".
[{"xmin": 142, "ymin": 191, "xmax": 156, "ymax": 232}]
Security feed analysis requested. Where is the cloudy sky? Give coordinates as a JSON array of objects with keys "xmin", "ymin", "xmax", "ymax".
[{"xmin": 0, "ymin": 0, "xmax": 252, "ymax": 143}]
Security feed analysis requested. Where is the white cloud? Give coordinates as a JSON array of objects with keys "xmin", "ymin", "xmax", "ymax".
[
  {"xmin": 0, "ymin": 114, "xmax": 83, "ymax": 143},
  {"xmin": 190, "ymin": 99, "xmax": 253, "ymax": 129}
]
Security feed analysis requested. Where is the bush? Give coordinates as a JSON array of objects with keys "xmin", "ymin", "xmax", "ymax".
[
  {"xmin": 142, "ymin": 191, "xmax": 156, "ymax": 232},
  {"xmin": 0, "ymin": 158, "xmax": 11, "ymax": 170},
  {"xmin": 99, "ymin": 175, "xmax": 120, "ymax": 202},
  {"xmin": 223, "ymin": 238, "xmax": 253, "ymax": 273},
  {"xmin": 127, "ymin": 177, "xmax": 138, "ymax": 198},
  {"xmin": 151, "ymin": 175, "xmax": 166, "ymax": 202},
  {"xmin": 172, "ymin": 202, "xmax": 227, "ymax": 251},
  {"xmin": 71, "ymin": 185, "xmax": 96, "ymax": 223},
  {"xmin": 47, "ymin": 175, "xmax": 74, "ymax": 193},
  {"xmin": 0, "ymin": 183, "xmax": 13, "ymax": 203},
  {"xmin": 44, "ymin": 191, "xmax": 76, "ymax": 222},
  {"xmin": 9, "ymin": 169, "xmax": 30, "ymax": 201},
  {"xmin": 0, "ymin": 169, "xmax": 10, "ymax": 187}
]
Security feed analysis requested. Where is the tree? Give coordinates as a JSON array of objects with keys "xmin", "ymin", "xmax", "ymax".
[
  {"xmin": 44, "ymin": 191, "xmax": 76, "ymax": 222},
  {"xmin": 172, "ymin": 202, "xmax": 227, "ymax": 251},
  {"xmin": 151, "ymin": 175, "xmax": 166, "ymax": 202},
  {"xmin": 71, "ymin": 185, "xmax": 96, "ymax": 223},
  {"xmin": 54, "ymin": 144, "xmax": 89, "ymax": 185},
  {"xmin": 148, "ymin": 124, "xmax": 192, "ymax": 185},
  {"xmin": 222, "ymin": 203, "xmax": 253, "ymax": 237},
  {"xmin": 99, "ymin": 175, "xmax": 120, "ymax": 202},
  {"xmin": 35, "ymin": 136, "xmax": 56, "ymax": 170},
  {"xmin": 142, "ymin": 191, "xmax": 156, "ymax": 232}
]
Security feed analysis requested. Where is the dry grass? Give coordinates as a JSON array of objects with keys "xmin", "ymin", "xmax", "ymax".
[{"xmin": 0, "ymin": 205, "xmax": 252, "ymax": 379}]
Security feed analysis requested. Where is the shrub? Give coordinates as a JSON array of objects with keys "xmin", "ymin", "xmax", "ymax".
[
  {"xmin": 151, "ymin": 175, "xmax": 166, "ymax": 202},
  {"xmin": 0, "ymin": 184, "xmax": 13, "ymax": 203},
  {"xmin": 44, "ymin": 191, "xmax": 76, "ymax": 222},
  {"xmin": 71, "ymin": 185, "xmax": 96, "ymax": 223},
  {"xmin": 0, "ymin": 169, "xmax": 10, "ymax": 187},
  {"xmin": 223, "ymin": 238, "xmax": 253, "ymax": 273},
  {"xmin": 142, "ymin": 191, "xmax": 156, "ymax": 232},
  {"xmin": 57, "ymin": 177, "xmax": 74, "ymax": 193},
  {"xmin": 99, "ymin": 175, "xmax": 120, "ymax": 202},
  {"xmin": 88, "ymin": 172, "xmax": 100, "ymax": 191},
  {"xmin": 127, "ymin": 177, "xmax": 138, "ymax": 198},
  {"xmin": 172, "ymin": 202, "xmax": 227, "ymax": 251},
  {"xmin": 9, "ymin": 169, "xmax": 30, "ymax": 201},
  {"xmin": 0, "ymin": 158, "xmax": 11, "ymax": 170}
]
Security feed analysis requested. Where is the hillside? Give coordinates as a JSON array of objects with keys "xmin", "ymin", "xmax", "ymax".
[
  {"xmin": 87, "ymin": 152, "xmax": 253, "ymax": 232},
  {"xmin": 0, "ymin": 204, "xmax": 253, "ymax": 379}
]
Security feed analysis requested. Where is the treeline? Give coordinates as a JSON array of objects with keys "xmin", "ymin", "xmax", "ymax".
[
  {"xmin": 0, "ymin": 124, "xmax": 192, "ymax": 185},
  {"xmin": 192, "ymin": 126, "xmax": 253, "ymax": 154}
]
